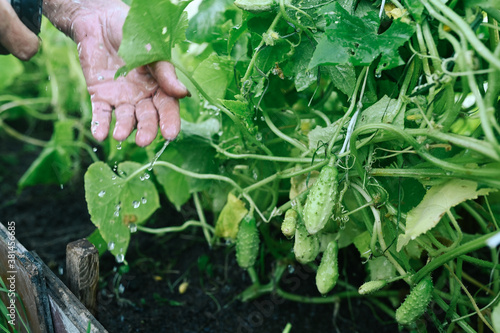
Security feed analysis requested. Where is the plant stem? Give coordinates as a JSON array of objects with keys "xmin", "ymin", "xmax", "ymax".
[
  {"xmin": 411, "ymin": 232, "xmax": 500, "ymax": 284},
  {"xmin": 261, "ymin": 108, "xmax": 308, "ymax": 152},
  {"xmin": 137, "ymin": 220, "xmax": 214, "ymax": 234},
  {"xmin": 193, "ymin": 192, "xmax": 213, "ymax": 248}
]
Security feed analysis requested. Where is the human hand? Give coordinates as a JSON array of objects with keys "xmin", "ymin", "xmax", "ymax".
[
  {"xmin": 51, "ymin": 1, "xmax": 189, "ymax": 146},
  {"xmin": 0, "ymin": 0, "xmax": 39, "ymax": 60}
]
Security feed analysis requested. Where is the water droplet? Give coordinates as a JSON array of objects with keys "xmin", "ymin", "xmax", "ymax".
[
  {"xmin": 108, "ymin": 242, "xmax": 115, "ymax": 251},
  {"xmin": 132, "ymin": 200, "xmax": 140, "ymax": 209},
  {"xmin": 111, "ymin": 175, "xmax": 117, "ymax": 180},
  {"xmin": 144, "ymin": 173, "xmax": 150, "ymax": 180},
  {"xmin": 255, "ymin": 133, "xmax": 263, "ymax": 141},
  {"xmin": 98, "ymin": 190, "xmax": 106, "ymax": 197},
  {"xmin": 162, "ymin": 27, "xmax": 167, "ymax": 35},
  {"xmin": 116, "ymin": 142, "xmax": 122, "ymax": 150},
  {"xmin": 141, "ymin": 197, "xmax": 147, "ymax": 204},
  {"xmin": 375, "ymin": 71, "xmax": 382, "ymax": 78},
  {"xmin": 287, "ymin": 265, "xmax": 295, "ymax": 274},
  {"xmin": 58, "ymin": 267, "xmax": 64, "ymax": 275},
  {"xmin": 60, "ymin": 184, "xmax": 64, "ymax": 190},
  {"xmin": 129, "ymin": 223, "xmax": 137, "ymax": 233},
  {"xmin": 93, "ymin": 147, "xmax": 98, "ymax": 152},
  {"xmin": 98, "ymin": 75, "xmax": 104, "ymax": 81},
  {"xmin": 118, "ymin": 284, "xmax": 125, "ymax": 294},
  {"xmin": 115, "ymin": 254, "xmax": 125, "ymax": 263}
]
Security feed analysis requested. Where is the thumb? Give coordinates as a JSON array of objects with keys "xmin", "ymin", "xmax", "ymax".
[{"xmin": 0, "ymin": 0, "xmax": 39, "ymax": 60}]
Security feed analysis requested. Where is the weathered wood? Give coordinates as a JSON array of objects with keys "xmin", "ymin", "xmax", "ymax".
[
  {"xmin": 0, "ymin": 223, "xmax": 53, "ymax": 333},
  {"xmin": 66, "ymin": 239, "xmax": 99, "ymax": 316},
  {"xmin": 40, "ymin": 256, "xmax": 108, "ymax": 333}
]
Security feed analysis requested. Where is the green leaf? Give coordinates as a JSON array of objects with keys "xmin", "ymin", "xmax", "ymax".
[
  {"xmin": 87, "ymin": 229, "xmax": 108, "ymax": 256},
  {"xmin": 154, "ymin": 147, "xmax": 191, "ymax": 210},
  {"xmin": 215, "ymin": 192, "xmax": 248, "ymax": 239},
  {"xmin": 323, "ymin": 63, "xmax": 356, "ymax": 96},
  {"xmin": 220, "ymin": 99, "xmax": 256, "ymax": 132},
  {"xmin": 0, "ymin": 55, "xmax": 24, "ymax": 90},
  {"xmin": 403, "ymin": 0, "xmax": 425, "ymax": 22},
  {"xmin": 118, "ymin": 0, "xmax": 191, "ymax": 76},
  {"xmin": 193, "ymin": 54, "xmax": 233, "ymax": 101},
  {"xmin": 283, "ymin": 39, "xmax": 317, "ymax": 92},
  {"xmin": 397, "ymin": 179, "xmax": 496, "ymax": 251},
  {"xmin": 309, "ymin": 2, "xmax": 415, "ymax": 70},
  {"xmin": 181, "ymin": 118, "xmax": 221, "ymax": 140},
  {"xmin": 355, "ymin": 95, "xmax": 402, "ymax": 128},
  {"xmin": 18, "ymin": 120, "xmax": 77, "ymax": 189},
  {"xmin": 186, "ymin": 0, "xmax": 234, "ymax": 43},
  {"xmin": 84, "ymin": 161, "xmax": 160, "ymax": 259}
]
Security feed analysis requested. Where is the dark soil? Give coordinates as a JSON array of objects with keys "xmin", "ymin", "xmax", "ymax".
[{"xmin": 0, "ymin": 132, "xmax": 406, "ymax": 333}]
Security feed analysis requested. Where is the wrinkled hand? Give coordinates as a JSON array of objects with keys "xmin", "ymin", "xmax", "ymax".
[
  {"xmin": 0, "ymin": 0, "xmax": 39, "ymax": 60},
  {"xmin": 70, "ymin": 2, "xmax": 189, "ymax": 146}
]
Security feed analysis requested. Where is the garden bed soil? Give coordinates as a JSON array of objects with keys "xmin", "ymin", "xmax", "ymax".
[{"xmin": 1, "ymin": 133, "xmax": 405, "ymax": 333}]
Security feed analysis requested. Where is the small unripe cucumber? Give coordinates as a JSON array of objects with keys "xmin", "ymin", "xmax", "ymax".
[
  {"xmin": 358, "ymin": 280, "xmax": 388, "ymax": 295},
  {"xmin": 293, "ymin": 218, "xmax": 320, "ymax": 264},
  {"xmin": 303, "ymin": 159, "xmax": 339, "ymax": 235},
  {"xmin": 281, "ymin": 209, "xmax": 298, "ymax": 239},
  {"xmin": 395, "ymin": 276, "xmax": 433, "ymax": 325},
  {"xmin": 236, "ymin": 215, "xmax": 260, "ymax": 269},
  {"xmin": 315, "ymin": 240, "xmax": 339, "ymax": 294},
  {"xmin": 234, "ymin": 0, "xmax": 288, "ymax": 13}
]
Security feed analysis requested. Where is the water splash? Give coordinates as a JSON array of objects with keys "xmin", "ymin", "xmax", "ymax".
[{"xmin": 148, "ymin": 140, "xmax": 170, "ymax": 171}]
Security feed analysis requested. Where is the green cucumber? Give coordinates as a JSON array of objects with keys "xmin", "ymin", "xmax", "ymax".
[
  {"xmin": 358, "ymin": 280, "xmax": 388, "ymax": 295},
  {"xmin": 281, "ymin": 208, "xmax": 298, "ymax": 239},
  {"xmin": 395, "ymin": 276, "xmax": 433, "ymax": 325},
  {"xmin": 293, "ymin": 217, "xmax": 320, "ymax": 264},
  {"xmin": 303, "ymin": 159, "xmax": 339, "ymax": 235},
  {"xmin": 235, "ymin": 215, "xmax": 260, "ymax": 269},
  {"xmin": 233, "ymin": 0, "xmax": 288, "ymax": 13},
  {"xmin": 315, "ymin": 240, "xmax": 339, "ymax": 295}
]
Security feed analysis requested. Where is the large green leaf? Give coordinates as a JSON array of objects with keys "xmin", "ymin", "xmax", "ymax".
[
  {"xmin": 309, "ymin": 2, "xmax": 415, "ymax": 71},
  {"xmin": 84, "ymin": 161, "xmax": 160, "ymax": 261},
  {"xmin": 117, "ymin": 0, "xmax": 191, "ymax": 76},
  {"xmin": 397, "ymin": 179, "xmax": 496, "ymax": 251}
]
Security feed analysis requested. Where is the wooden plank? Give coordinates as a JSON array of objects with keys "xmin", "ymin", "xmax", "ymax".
[
  {"xmin": 39, "ymin": 255, "xmax": 108, "ymax": 333},
  {"xmin": 0, "ymin": 222, "xmax": 53, "ymax": 333},
  {"xmin": 66, "ymin": 239, "xmax": 99, "ymax": 316}
]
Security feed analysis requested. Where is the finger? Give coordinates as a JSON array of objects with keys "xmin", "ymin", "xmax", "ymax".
[
  {"xmin": 113, "ymin": 103, "xmax": 136, "ymax": 142},
  {"xmin": 153, "ymin": 90, "xmax": 181, "ymax": 141},
  {"xmin": 91, "ymin": 101, "xmax": 113, "ymax": 142},
  {"xmin": 148, "ymin": 61, "xmax": 190, "ymax": 99},
  {"xmin": 0, "ymin": 0, "xmax": 39, "ymax": 60},
  {"xmin": 135, "ymin": 99, "xmax": 158, "ymax": 147}
]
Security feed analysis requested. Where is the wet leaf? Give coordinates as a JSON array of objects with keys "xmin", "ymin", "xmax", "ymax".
[
  {"xmin": 397, "ymin": 179, "xmax": 496, "ymax": 251},
  {"xmin": 309, "ymin": 2, "xmax": 415, "ymax": 71},
  {"xmin": 117, "ymin": 0, "xmax": 191, "ymax": 76},
  {"xmin": 84, "ymin": 161, "xmax": 160, "ymax": 258}
]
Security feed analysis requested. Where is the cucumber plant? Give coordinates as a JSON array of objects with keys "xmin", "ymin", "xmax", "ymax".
[{"xmin": 10, "ymin": 0, "xmax": 500, "ymax": 331}]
